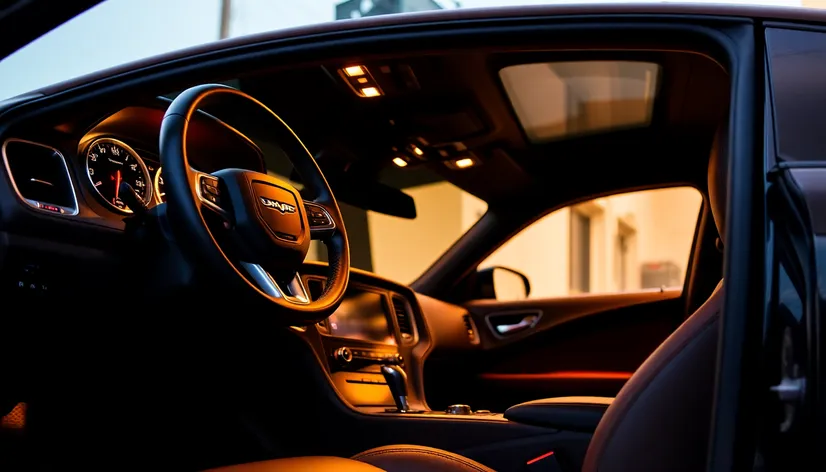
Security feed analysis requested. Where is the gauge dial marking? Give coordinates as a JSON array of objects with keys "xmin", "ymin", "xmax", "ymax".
[{"xmin": 85, "ymin": 138, "xmax": 152, "ymax": 213}]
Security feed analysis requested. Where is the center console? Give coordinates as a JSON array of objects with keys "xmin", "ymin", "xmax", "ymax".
[
  {"xmin": 303, "ymin": 273, "xmax": 495, "ymax": 419},
  {"xmin": 290, "ymin": 265, "xmax": 602, "ymax": 471},
  {"xmin": 309, "ymin": 280, "xmax": 406, "ymax": 409}
]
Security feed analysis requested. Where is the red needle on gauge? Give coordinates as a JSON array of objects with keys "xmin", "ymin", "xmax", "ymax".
[{"xmin": 114, "ymin": 169, "xmax": 121, "ymax": 203}]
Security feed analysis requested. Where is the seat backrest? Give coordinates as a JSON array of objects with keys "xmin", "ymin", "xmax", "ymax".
[
  {"xmin": 582, "ymin": 132, "xmax": 728, "ymax": 472},
  {"xmin": 582, "ymin": 282, "xmax": 722, "ymax": 472}
]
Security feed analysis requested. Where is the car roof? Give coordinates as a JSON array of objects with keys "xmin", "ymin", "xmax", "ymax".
[{"xmin": 28, "ymin": 2, "xmax": 826, "ymax": 96}]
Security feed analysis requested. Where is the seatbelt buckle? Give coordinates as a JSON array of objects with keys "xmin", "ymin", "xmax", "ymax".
[{"xmin": 525, "ymin": 450, "xmax": 563, "ymax": 472}]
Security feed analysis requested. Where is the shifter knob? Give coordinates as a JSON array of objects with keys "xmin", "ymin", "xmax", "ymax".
[{"xmin": 381, "ymin": 365, "xmax": 409, "ymax": 412}]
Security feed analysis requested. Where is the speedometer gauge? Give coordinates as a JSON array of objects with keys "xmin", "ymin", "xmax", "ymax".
[{"xmin": 85, "ymin": 138, "xmax": 152, "ymax": 213}]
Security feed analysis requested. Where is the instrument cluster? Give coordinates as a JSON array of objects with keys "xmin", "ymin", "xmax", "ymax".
[{"xmin": 82, "ymin": 137, "xmax": 165, "ymax": 213}]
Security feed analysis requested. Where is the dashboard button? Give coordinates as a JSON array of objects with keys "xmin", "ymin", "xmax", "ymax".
[{"xmin": 334, "ymin": 347, "xmax": 353, "ymax": 365}]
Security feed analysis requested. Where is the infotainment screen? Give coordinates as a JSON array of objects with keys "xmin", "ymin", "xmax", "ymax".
[{"xmin": 327, "ymin": 289, "xmax": 396, "ymax": 345}]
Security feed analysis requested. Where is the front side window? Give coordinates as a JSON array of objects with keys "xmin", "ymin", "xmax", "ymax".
[{"xmin": 480, "ymin": 187, "xmax": 702, "ymax": 299}]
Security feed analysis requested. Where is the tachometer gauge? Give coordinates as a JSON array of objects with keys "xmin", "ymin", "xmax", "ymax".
[{"xmin": 85, "ymin": 138, "xmax": 152, "ymax": 212}]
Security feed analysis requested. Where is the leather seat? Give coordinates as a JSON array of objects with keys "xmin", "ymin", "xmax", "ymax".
[
  {"xmin": 203, "ymin": 446, "xmax": 494, "ymax": 472},
  {"xmin": 206, "ymin": 135, "xmax": 729, "ymax": 472}
]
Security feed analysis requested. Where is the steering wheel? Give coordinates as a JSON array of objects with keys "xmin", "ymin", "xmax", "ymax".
[{"xmin": 159, "ymin": 84, "xmax": 349, "ymax": 324}]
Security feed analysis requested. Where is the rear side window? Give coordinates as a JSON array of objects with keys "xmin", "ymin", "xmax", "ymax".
[
  {"xmin": 479, "ymin": 187, "xmax": 702, "ymax": 299},
  {"xmin": 767, "ymin": 27, "xmax": 826, "ymax": 161}
]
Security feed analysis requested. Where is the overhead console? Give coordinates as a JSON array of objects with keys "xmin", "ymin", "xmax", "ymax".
[{"xmin": 323, "ymin": 61, "xmax": 490, "ymax": 170}]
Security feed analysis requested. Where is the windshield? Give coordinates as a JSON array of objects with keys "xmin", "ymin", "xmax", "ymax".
[
  {"xmin": 0, "ymin": 0, "xmax": 817, "ymax": 284},
  {"xmin": 0, "ymin": 0, "xmax": 817, "ymax": 100},
  {"xmin": 310, "ymin": 181, "xmax": 487, "ymax": 284}
]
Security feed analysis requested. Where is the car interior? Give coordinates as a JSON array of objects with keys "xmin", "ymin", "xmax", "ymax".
[{"xmin": 0, "ymin": 5, "xmax": 766, "ymax": 472}]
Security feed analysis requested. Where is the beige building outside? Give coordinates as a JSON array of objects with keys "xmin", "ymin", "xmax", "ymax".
[{"xmin": 353, "ymin": 185, "xmax": 702, "ymax": 299}]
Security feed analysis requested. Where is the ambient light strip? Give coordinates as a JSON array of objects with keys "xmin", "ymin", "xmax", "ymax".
[{"xmin": 480, "ymin": 371, "xmax": 633, "ymax": 381}]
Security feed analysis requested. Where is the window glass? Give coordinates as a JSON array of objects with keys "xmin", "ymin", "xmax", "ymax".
[
  {"xmin": 308, "ymin": 180, "xmax": 487, "ymax": 284},
  {"xmin": 4, "ymin": 1, "xmax": 826, "ymax": 101},
  {"xmin": 500, "ymin": 61, "xmax": 659, "ymax": 142},
  {"xmin": 480, "ymin": 187, "xmax": 702, "ymax": 299},
  {"xmin": 767, "ymin": 27, "xmax": 826, "ymax": 161}
]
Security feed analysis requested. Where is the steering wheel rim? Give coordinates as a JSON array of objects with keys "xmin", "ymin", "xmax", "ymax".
[{"xmin": 159, "ymin": 84, "xmax": 349, "ymax": 323}]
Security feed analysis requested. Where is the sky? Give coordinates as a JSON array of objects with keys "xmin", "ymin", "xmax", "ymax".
[{"xmin": 0, "ymin": 0, "xmax": 808, "ymax": 100}]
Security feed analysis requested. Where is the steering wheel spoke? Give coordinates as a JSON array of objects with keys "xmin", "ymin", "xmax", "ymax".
[
  {"xmin": 239, "ymin": 262, "xmax": 310, "ymax": 305},
  {"xmin": 304, "ymin": 201, "xmax": 337, "ymax": 239}
]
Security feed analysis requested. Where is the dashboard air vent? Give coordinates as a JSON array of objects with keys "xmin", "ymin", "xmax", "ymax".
[
  {"xmin": 463, "ymin": 314, "xmax": 480, "ymax": 344},
  {"xmin": 391, "ymin": 296, "xmax": 415, "ymax": 343},
  {"xmin": 2, "ymin": 139, "xmax": 77, "ymax": 215}
]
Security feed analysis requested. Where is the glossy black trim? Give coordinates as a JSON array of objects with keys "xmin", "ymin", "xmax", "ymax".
[{"xmin": 707, "ymin": 23, "xmax": 765, "ymax": 472}]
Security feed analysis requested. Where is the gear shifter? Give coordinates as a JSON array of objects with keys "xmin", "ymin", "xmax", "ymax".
[{"xmin": 381, "ymin": 365, "xmax": 410, "ymax": 412}]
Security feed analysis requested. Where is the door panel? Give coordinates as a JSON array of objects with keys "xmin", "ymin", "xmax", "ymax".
[{"xmin": 424, "ymin": 290, "xmax": 682, "ymax": 412}]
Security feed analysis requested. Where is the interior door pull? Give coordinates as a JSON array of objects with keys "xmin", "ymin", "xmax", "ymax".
[{"xmin": 494, "ymin": 315, "xmax": 538, "ymax": 335}]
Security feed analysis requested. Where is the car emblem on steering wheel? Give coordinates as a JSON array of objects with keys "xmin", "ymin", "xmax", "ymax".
[{"xmin": 259, "ymin": 196, "xmax": 297, "ymax": 214}]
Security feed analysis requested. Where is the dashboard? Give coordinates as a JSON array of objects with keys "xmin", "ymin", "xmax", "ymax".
[
  {"xmin": 0, "ymin": 100, "xmax": 483, "ymax": 416},
  {"xmin": 0, "ymin": 102, "xmax": 266, "ymax": 226},
  {"xmin": 72, "ymin": 105, "xmax": 265, "ymax": 219}
]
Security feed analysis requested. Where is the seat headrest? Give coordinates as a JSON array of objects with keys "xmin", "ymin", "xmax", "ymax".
[{"xmin": 707, "ymin": 128, "xmax": 728, "ymax": 241}]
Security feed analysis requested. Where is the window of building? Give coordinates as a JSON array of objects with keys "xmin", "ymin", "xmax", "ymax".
[
  {"xmin": 615, "ymin": 217, "xmax": 637, "ymax": 291},
  {"xmin": 569, "ymin": 208, "xmax": 592, "ymax": 293},
  {"xmin": 479, "ymin": 187, "xmax": 702, "ymax": 299}
]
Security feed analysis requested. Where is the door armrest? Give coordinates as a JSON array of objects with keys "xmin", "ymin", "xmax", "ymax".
[{"xmin": 504, "ymin": 396, "xmax": 613, "ymax": 432}]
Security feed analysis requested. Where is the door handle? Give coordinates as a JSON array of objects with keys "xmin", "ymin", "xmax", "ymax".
[{"xmin": 492, "ymin": 314, "xmax": 539, "ymax": 335}]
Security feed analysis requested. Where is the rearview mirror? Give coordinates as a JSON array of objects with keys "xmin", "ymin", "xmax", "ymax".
[{"xmin": 475, "ymin": 266, "xmax": 531, "ymax": 301}]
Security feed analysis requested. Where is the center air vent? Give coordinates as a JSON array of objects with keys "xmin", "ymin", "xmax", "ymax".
[
  {"xmin": 2, "ymin": 139, "xmax": 77, "ymax": 215},
  {"xmin": 391, "ymin": 296, "xmax": 415, "ymax": 343},
  {"xmin": 463, "ymin": 314, "xmax": 480, "ymax": 345}
]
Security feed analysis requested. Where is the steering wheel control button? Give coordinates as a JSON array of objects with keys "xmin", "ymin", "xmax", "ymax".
[
  {"xmin": 204, "ymin": 193, "xmax": 221, "ymax": 206},
  {"xmin": 307, "ymin": 207, "xmax": 329, "ymax": 225},
  {"xmin": 305, "ymin": 203, "xmax": 335, "ymax": 232},
  {"xmin": 197, "ymin": 175, "xmax": 226, "ymax": 212},
  {"xmin": 203, "ymin": 184, "xmax": 220, "ymax": 197}
]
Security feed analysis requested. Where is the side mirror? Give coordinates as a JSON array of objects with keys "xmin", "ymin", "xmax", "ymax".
[{"xmin": 475, "ymin": 266, "xmax": 531, "ymax": 301}]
